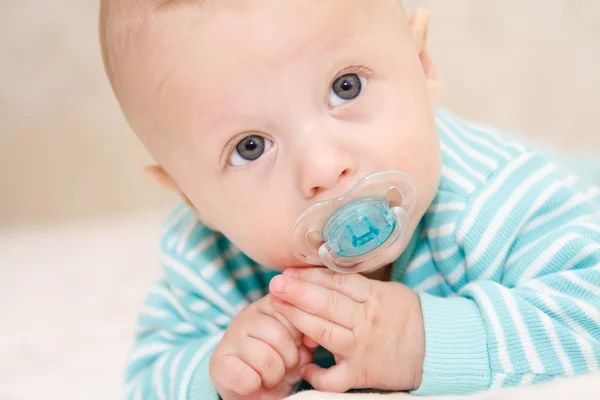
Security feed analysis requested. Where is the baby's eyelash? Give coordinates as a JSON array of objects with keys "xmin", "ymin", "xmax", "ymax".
[
  {"xmin": 333, "ymin": 64, "xmax": 374, "ymax": 81},
  {"xmin": 222, "ymin": 141, "xmax": 237, "ymax": 168}
]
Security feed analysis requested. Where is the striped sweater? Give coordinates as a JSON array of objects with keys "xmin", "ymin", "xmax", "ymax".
[{"xmin": 125, "ymin": 109, "xmax": 600, "ymax": 399}]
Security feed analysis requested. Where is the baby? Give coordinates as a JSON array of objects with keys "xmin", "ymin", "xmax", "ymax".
[{"xmin": 99, "ymin": 0, "xmax": 600, "ymax": 399}]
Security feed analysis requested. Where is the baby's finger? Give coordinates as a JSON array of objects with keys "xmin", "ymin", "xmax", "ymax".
[
  {"xmin": 239, "ymin": 337, "xmax": 286, "ymax": 389},
  {"xmin": 246, "ymin": 315, "xmax": 299, "ymax": 369},
  {"xmin": 270, "ymin": 275, "xmax": 359, "ymax": 329},
  {"xmin": 303, "ymin": 336, "xmax": 319, "ymax": 350},
  {"xmin": 274, "ymin": 300, "xmax": 354, "ymax": 356},
  {"xmin": 282, "ymin": 346, "xmax": 314, "ymax": 387},
  {"xmin": 256, "ymin": 295, "xmax": 303, "ymax": 345},
  {"xmin": 301, "ymin": 362, "xmax": 354, "ymax": 393},
  {"xmin": 211, "ymin": 354, "xmax": 261, "ymax": 397},
  {"xmin": 284, "ymin": 268, "xmax": 372, "ymax": 303}
]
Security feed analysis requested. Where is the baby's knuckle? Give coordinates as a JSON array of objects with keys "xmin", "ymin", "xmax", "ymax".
[
  {"xmin": 327, "ymin": 291, "xmax": 339, "ymax": 313},
  {"xmin": 230, "ymin": 368, "xmax": 260, "ymax": 396},
  {"xmin": 319, "ymin": 321, "xmax": 335, "ymax": 342},
  {"xmin": 256, "ymin": 351, "xmax": 277, "ymax": 372},
  {"xmin": 331, "ymin": 273, "xmax": 345, "ymax": 289},
  {"xmin": 271, "ymin": 325, "xmax": 288, "ymax": 344}
]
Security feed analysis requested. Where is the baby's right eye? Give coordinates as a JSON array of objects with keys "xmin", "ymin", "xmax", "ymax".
[{"xmin": 229, "ymin": 135, "xmax": 273, "ymax": 167}]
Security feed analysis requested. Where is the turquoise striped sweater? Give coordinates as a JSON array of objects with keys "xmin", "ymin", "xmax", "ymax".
[{"xmin": 125, "ymin": 109, "xmax": 600, "ymax": 399}]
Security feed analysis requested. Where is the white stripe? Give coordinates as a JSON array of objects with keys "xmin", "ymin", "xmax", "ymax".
[
  {"xmin": 161, "ymin": 253, "xmax": 237, "ymax": 316},
  {"xmin": 574, "ymin": 333, "xmax": 600, "ymax": 371},
  {"xmin": 176, "ymin": 217, "xmax": 200, "ymax": 255},
  {"xmin": 246, "ymin": 289, "xmax": 263, "ymax": 302},
  {"xmin": 446, "ymin": 262, "xmax": 466, "ymax": 286},
  {"xmin": 522, "ymin": 282, "xmax": 599, "ymax": 344},
  {"xmin": 158, "ymin": 330, "xmax": 176, "ymax": 342},
  {"xmin": 557, "ymin": 243, "xmax": 600, "ymax": 275},
  {"xmin": 520, "ymin": 374, "xmax": 535, "ymax": 385},
  {"xmin": 150, "ymin": 286, "xmax": 194, "ymax": 323},
  {"xmin": 129, "ymin": 342, "xmax": 172, "ymax": 365},
  {"xmin": 516, "ymin": 233, "xmax": 581, "ymax": 284},
  {"xmin": 469, "ymin": 122, "xmax": 528, "ymax": 153},
  {"xmin": 536, "ymin": 308, "xmax": 574, "ymax": 375},
  {"xmin": 406, "ymin": 252, "xmax": 432, "ymax": 273},
  {"xmin": 152, "ymin": 355, "xmax": 168, "ymax": 400},
  {"xmin": 171, "ymin": 323, "xmax": 197, "ymax": 334},
  {"xmin": 442, "ymin": 166, "xmax": 477, "ymax": 193},
  {"xmin": 166, "ymin": 236, "xmax": 178, "ymax": 251},
  {"xmin": 178, "ymin": 335, "xmax": 223, "ymax": 400},
  {"xmin": 464, "ymin": 285, "xmax": 514, "ymax": 372},
  {"xmin": 439, "ymin": 114, "xmax": 513, "ymax": 160},
  {"xmin": 427, "ymin": 202, "xmax": 466, "ymax": 213},
  {"xmin": 170, "ymin": 349, "xmax": 185, "ymax": 400},
  {"xmin": 223, "ymin": 246, "xmax": 242, "ymax": 261},
  {"xmin": 200, "ymin": 258, "xmax": 225, "ymax": 280},
  {"xmin": 133, "ymin": 387, "xmax": 142, "ymax": 400},
  {"xmin": 441, "ymin": 143, "xmax": 487, "ymax": 182},
  {"xmin": 490, "ymin": 373, "xmax": 508, "ymax": 389},
  {"xmin": 458, "ymin": 153, "xmax": 535, "ymax": 243},
  {"xmin": 432, "ymin": 245, "xmax": 458, "ymax": 262},
  {"xmin": 426, "ymin": 223, "xmax": 456, "ymax": 238},
  {"xmin": 232, "ymin": 265, "xmax": 256, "ymax": 280},
  {"xmin": 522, "ymin": 187, "xmax": 600, "ymax": 235},
  {"xmin": 438, "ymin": 118, "xmax": 499, "ymax": 169},
  {"xmin": 507, "ymin": 214, "xmax": 595, "ymax": 268},
  {"xmin": 497, "ymin": 289, "xmax": 544, "ymax": 372},
  {"xmin": 162, "ymin": 205, "xmax": 191, "ymax": 236},
  {"xmin": 467, "ymin": 163, "xmax": 557, "ymax": 268},
  {"xmin": 142, "ymin": 306, "xmax": 172, "ymax": 319},
  {"xmin": 413, "ymin": 273, "xmax": 445, "ymax": 292},
  {"xmin": 577, "ymin": 221, "xmax": 600, "ymax": 235},
  {"xmin": 215, "ymin": 314, "xmax": 232, "ymax": 326},
  {"xmin": 185, "ymin": 235, "xmax": 218, "ymax": 261},
  {"xmin": 189, "ymin": 301, "xmax": 209, "ymax": 313},
  {"xmin": 219, "ymin": 280, "xmax": 235, "ymax": 294},
  {"xmin": 561, "ymin": 273, "xmax": 600, "ymax": 297},
  {"xmin": 565, "ymin": 174, "xmax": 580, "ymax": 186}
]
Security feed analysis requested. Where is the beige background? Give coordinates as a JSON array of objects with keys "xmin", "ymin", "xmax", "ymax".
[{"xmin": 1, "ymin": 0, "xmax": 599, "ymax": 228}]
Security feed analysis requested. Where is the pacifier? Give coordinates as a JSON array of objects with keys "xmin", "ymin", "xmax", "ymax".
[{"xmin": 290, "ymin": 171, "xmax": 418, "ymax": 274}]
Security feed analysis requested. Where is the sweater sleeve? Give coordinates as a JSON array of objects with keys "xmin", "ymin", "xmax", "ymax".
[
  {"xmin": 124, "ymin": 205, "xmax": 272, "ymax": 399},
  {"xmin": 415, "ymin": 153, "xmax": 600, "ymax": 395}
]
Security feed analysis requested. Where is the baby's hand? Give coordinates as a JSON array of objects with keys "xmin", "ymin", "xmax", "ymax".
[
  {"xmin": 270, "ymin": 268, "xmax": 425, "ymax": 393},
  {"xmin": 209, "ymin": 293, "xmax": 313, "ymax": 400}
]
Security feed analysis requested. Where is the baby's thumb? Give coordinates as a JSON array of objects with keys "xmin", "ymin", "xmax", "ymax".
[{"xmin": 300, "ymin": 363, "xmax": 353, "ymax": 393}]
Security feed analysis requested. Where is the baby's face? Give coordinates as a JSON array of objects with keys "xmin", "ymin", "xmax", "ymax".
[{"xmin": 125, "ymin": 0, "xmax": 441, "ymax": 270}]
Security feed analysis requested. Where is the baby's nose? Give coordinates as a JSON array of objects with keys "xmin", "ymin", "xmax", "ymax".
[{"xmin": 297, "ymin": 145, "xmax": 358, "ymax": 199}]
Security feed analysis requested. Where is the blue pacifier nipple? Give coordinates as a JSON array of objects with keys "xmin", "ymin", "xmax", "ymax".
[
  {"xmin": 290, "ymin": 171, "xmax": 418, "ymax": 274},
  {"xmin": 324, "ymin": 198, "xmax": 396, "ymax": 258}
]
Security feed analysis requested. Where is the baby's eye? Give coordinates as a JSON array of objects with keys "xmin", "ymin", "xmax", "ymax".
[
  {"xmin": 328, "ymin": 73, "xmax": 368, "ymax": 108},
  {"xmin": 229, "ymin": 135, "xmax": 273, "ymax": 167}
]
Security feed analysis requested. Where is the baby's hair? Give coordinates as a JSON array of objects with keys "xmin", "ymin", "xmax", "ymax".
[{"xmin": 99, "ymin": 0, "xmax": 197, "ymax": 97}]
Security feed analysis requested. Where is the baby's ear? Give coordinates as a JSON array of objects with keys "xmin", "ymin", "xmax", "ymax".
[
  {"xmin": 409, "ymin": 9, "xmax": 438, "ymax": 104},
  {"xmin": 144, "ymin": 165, "xmax": 180, "ymax": 192},
  {"xmin": 143, "ymin": 165, "xmax": 217, "ymax": 230}
]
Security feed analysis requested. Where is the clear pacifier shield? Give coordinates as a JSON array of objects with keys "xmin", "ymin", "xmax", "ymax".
[{"xmin": 290, "ymin": 171, "xmax": 418, "ymax": 273}]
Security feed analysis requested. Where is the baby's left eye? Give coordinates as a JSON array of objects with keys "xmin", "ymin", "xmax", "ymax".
[{"xmin": 328, "ymin": 73, "xmax": 368, "ymax": 108}]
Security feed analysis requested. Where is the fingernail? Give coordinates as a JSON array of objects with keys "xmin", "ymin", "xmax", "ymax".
[
  {"xmin": 284, "ymin": 268, "xmax": 298, "ymax": 278},
  {"xmin": 274, "ymin": 298, "xmax": 288, "ymax": 311},
  {"xmin": 272, "ymin": 276, "xmax": 290, "ymax": 293}
]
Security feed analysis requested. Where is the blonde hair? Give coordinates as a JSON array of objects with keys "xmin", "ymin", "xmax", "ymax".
[{"xmin": 99, "ymin": 0, "xmax": 189, "ymax": 97}]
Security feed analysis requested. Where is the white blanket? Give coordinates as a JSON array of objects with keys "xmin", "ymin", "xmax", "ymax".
[{"xmin": 1, "ymin": 211, "xmax": 598, "ymax": 399}]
